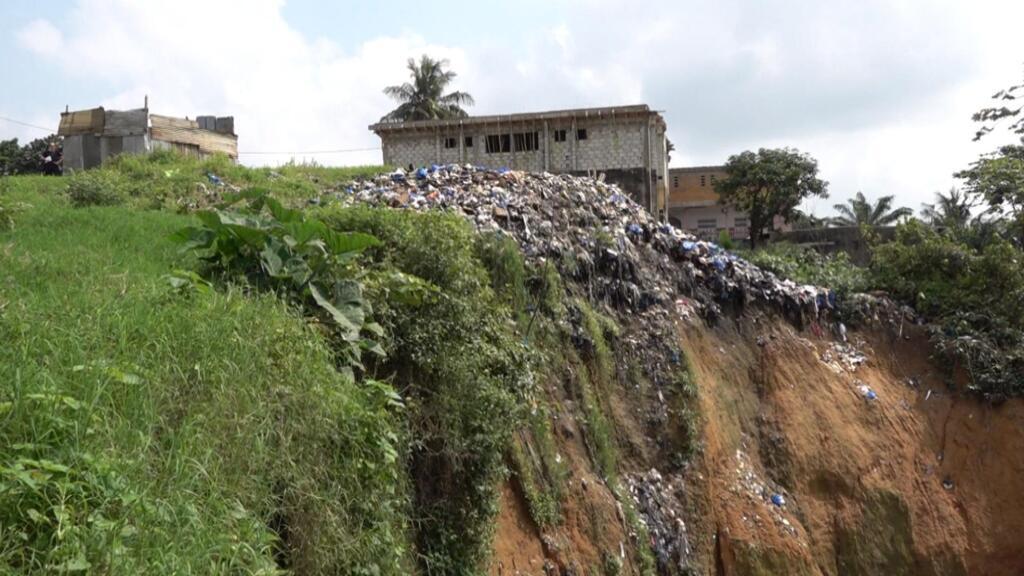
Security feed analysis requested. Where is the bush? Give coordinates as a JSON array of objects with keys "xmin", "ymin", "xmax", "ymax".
[
  {"xmin": 744, "ymin": 243, "xmax": 869, "ymax": 295},
  {"xmin": 717, "ymin": 229, "xmax": 735, "ymax": 250},
  {"xmin": 319, "ymin": 205, "xmax": 530, "ymax": 575},
  {"xmin": 871, "ymin": 221, "xmax": 1024, "ymax": 397},
  {"xmin": 65, "ymin": 170, "xmax": 129, "ymax": 207}
]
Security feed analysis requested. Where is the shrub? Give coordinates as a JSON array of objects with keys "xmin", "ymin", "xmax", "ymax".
[
  {"xmin": 65, "ymin": 170, "xmax": 129, "ymax": 207},
  {"xmin": 871, "ymin": 221, "xmax": 1024, "ymax": 397},
  {"xmin": 744, "ymin": 242, "xmax": 869, "ymax": 295},
  {"xmin": 717, "ymin": 229, "xmax": 735, "ymax": 250}
]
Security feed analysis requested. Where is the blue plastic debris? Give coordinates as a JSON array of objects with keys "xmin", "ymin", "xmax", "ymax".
[
  {"xmin": 390, "ymin": 171, "xmax": 406, "ymax": 183},
  {"xmin": 771, "ymin": 494, "xmax": 786, "ymax": 507},
  {"xmin": 206, "ymin": 173, "xmax": 223, "ymax": 186},
  {"xmin": 712, "ymin": 257, "xmax": 727, "ymax": 271},
  {"xmin": 866, "ymin": 390, "xmax": 878, "ymax": 401},
  {"xmin": 681, "ymin": 240, "xmax": 696, "ymax": 252},
  {"xmin": 430, "ymin": 164, "xmax": 440, "ymax": 173},
  {"xmin": 415, "ymin": 167, "xmax": 428, "ymax": 180},
  {"xmin": 627, "ymin": 223, "xmax": 643, "ymax": 235}
]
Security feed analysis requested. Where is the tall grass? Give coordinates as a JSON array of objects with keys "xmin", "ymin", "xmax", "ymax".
[{"xmin": 0, "ymin": 192, "xmax": 407, "ymax": 574}]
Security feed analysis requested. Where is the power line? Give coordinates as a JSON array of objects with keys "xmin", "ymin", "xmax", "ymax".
[
  {"xmin": 238, "ymin": 146, "xmax": 382, "ymax": 155},
  {"xmin": 1, "ymin": 114, "xmax": 381, "ymax": 155},
  {"xmin": 0, "ymin": 115, "xmax": 56, "ymax": 134}
]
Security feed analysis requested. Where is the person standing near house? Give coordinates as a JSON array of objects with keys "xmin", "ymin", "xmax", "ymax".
[{"xmin": 42, "ymin": 141, "xmax": 63, "ymax": 175}]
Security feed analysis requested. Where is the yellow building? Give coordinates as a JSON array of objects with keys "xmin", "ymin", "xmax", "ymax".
[{"xmin": 666, "ymin": 166, "xmax": 749, "ymax": 240}]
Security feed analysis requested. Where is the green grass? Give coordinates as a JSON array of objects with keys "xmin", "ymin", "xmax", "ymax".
[
  {"xmin": 0, "ymin": 189, "xmax": 407, "ymax": 574},
  {"xmin": 59, "ymin": 150, "xmax": 387, "ymax": 211}
]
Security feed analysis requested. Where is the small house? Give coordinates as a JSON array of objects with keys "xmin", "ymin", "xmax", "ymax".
[{"xmin": 58, "ymin": 104, "xmax": 237, "ymax": 171}]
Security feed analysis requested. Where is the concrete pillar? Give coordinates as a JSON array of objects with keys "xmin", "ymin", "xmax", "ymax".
[
  {"xmin": 643, "ymin": 120, "xmax": 652, "ymax": 213},
  {"xmin": 571, "ymin": 118, "xmax": 578, "ymax": 171},
  {"xmin": 543, "ymin": 120, "xmax": 549, "ymax": 172}
]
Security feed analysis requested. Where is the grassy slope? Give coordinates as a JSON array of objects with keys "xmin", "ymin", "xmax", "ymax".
[{"xmin": 0, "ymin": 183, "xmax": 404, "ymax": 574}]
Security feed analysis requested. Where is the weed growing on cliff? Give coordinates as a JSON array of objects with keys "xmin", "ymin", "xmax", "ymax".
[
  {"xmin": 871, "ymin": 221, "xmax": 1024, "ymax": 398},
  {"xmin": 742, "ymin": 242, "xmax": 869, "ymax": 295},
  {"xmin": 319, "ymin": 205, "xmax": 530, "ymax": 575}
]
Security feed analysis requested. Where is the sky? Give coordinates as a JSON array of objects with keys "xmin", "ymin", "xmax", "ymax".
[{"xmin": 2, "ymin": 0, "xmax": 1023, "ymax": 217}]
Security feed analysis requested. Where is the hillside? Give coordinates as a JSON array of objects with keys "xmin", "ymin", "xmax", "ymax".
[{"xmin": 2, "ymin": 156, "xmax": 1023, "ymax": 575}]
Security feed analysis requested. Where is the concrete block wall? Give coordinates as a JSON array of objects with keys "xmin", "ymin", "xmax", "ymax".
[{"xmin": 381, "ymin": 118, "xmax": 654, "ymax": 174}]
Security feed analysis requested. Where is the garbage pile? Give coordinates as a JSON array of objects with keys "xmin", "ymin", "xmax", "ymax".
[
  {"xmin": 627, "ymin": 469, "xmax": 694, "ymax": 574},
  {"xmin": 339, "ymin": 165, "xmax": 844, "ymax": 323}
]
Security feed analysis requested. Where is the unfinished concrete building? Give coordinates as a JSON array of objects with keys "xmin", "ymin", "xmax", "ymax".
[
  {"xmin": 370, "ymin": 105, "xmax": 669, "ymax": 217},
  {"xmin": 58, "ymin": 106, "xmax": 237, "ymax": 172}
]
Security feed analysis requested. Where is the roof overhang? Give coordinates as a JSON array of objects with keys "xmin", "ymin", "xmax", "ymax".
[{"xmin": 370, "ymin": 104, "xmax": 666, "ymax": 134}]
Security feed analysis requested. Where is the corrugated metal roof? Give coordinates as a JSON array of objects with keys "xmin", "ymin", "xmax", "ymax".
[{"xmin": 370, "ymin": 104, "xmax": 664, "ymax": 133}]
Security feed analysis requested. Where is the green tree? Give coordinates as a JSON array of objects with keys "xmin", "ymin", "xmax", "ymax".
[
  {"xmin": 829, "ymin": 191, "xmax": 912, "ymax": 227},
  {"xmin": 920, "ymin": 187, "xmax": 974, "ymax": 230},
  {"xmin": 382, "ymin": 55, "xmax": 475, "ymax": 122},
  {"xmin": 970, "ymin": 76, "xmax": 1023, "ymax": 141},
  {"xmin": 0, "ymin": 135, "xmax": 61, "ymax": 175},
  {"xmin": 958, "ymin": 72, "xmax": 1024, "ymax": 244},
  {"xmin": 714, "ymin": 147, "xmax": 828, "ymax": 249}
]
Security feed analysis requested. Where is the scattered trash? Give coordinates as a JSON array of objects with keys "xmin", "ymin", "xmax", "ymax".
[
  {"xmin": 206, "ymin": 172, "xmax": 224, "ymax": 186},
  {"xmin": 771, "ymin": 494, "xmax": 786, "ymax": 507},
  {"xmin": 857, "ymin": 383, "xmax": 878, "ymax": 400},
  {"xmin": 942, "ymin": 477, "xmax": 954, "ymax": 490},
  {"xmin": 628, "ymin": 469, "xmax": 694, "ymax": 572}
]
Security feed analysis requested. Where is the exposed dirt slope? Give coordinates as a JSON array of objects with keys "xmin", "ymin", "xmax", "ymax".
[
  {"xmin": 685, "ymin": 313, "xmax": 1024, "ymax": 576},
  {"xmin": 490, "ymin": 311, "xmax": 1024, "ymax": 575}
]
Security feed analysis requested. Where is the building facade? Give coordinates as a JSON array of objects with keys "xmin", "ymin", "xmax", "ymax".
[
  {"xmin": 666, "ymin": 166, "xmax": 749, "ymax": 239},
  {"xmin": 58, "ymin": 105, "xmax": 237, "ymax": 172},
  {"xmin": 370, "ymin": 105, "xmax": 668, "ymax": 217},
  {"xmin": 667, "ymin": 165, "xmax": 793, "ymax": 241}
]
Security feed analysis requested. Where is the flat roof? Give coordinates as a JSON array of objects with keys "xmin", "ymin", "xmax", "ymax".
[
  {"xmin": 370, "ymin": 104, "xmax": 664, "ymax": 133},
  {"xmin": 669, "ymin": 165, "xmax": 726, "ymax": 173}
]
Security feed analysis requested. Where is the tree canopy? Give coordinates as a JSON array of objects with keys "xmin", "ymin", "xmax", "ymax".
[
  {"xmin": 920, "ymin": 188, "xmax": 974, "ymax": 231},
  {"xmin": 829, "ymin": 192, "xmax": 912, "ymax": 227},
  {"xmin": 382, "ymin": 55, "xmax": 474, "ymax": 123},
  {"xmin": 714, "ymin": 148, "xmax": 828, "ymax": 248},
  {"xmin": 958, "ymin": 71, "xmax": 1024, "ymax": 245}
]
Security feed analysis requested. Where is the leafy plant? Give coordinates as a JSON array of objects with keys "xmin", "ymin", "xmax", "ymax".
[
  {"xmin": 743, "ymin": 243, "xmax": 870, "ymax": 295},
  {"xmin": 65, "ymin": 170, "xmax": 129, "ymax": 207},
  {"xmin": 172, "ymin": 188, "xmax": 384, "ymax": 369}
]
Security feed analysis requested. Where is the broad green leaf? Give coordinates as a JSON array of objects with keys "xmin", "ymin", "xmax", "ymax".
[
  {"xmin": 227, "ymin": 224, "xmax": 269, "ymax": 248},
  {"xmin": 266, "ymin": 197, "xmax": 303, "ymax": 224},
  {"xmin": 283, "ymin": 220, "xmax": 328, "ymax": 246},
  {"xmin": 309, "ymin": 283, "xmax": 361, "ymax": 340},
  {"xmin": 169, "ymin": 226, "xmax": 215, "ymax": 252},
  {"xmin": 323, "ymin": 230, "xmax": 381, "ymax": 256}
]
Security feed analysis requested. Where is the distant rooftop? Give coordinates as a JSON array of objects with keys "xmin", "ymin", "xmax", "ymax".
[
  {"xmin": 370, "ymin": 104, "xmax": 665, "ymax": 132},
  {"xmin": 669, "ymin": 165, "xmax": 726, "ymax": 173}
]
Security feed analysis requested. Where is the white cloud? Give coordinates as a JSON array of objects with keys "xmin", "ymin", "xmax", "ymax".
[
  {"xmin": 17, "ymin": 19, "xmax": 63, "ymax": 56},
  {"xmin": 25, "ymin": 0, "xmax": 466, "ymax": 167}
]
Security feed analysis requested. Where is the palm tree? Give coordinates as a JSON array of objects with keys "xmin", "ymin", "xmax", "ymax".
[
  {"xmin": 920, "ymin": 188, "xmax": 973, "ymax": 230},
  {"xmin": 382, "ymin": 55, "xmax": 474, "ymax": 122},
  {"xmin": 829, "ymin": 192, "xmax": 912, "ymax": 227}
]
